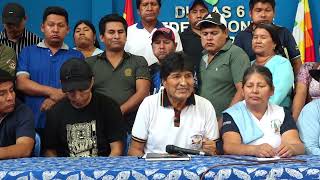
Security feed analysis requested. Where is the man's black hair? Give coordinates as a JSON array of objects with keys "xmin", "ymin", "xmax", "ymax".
[
  {"xmin": 249, "ymin": 0, "xmax": 275, "ymax": 10},
  {"xmin": 136, "ymin": 0, "xmax": 161, "ymax": 9},
  {"xmin": 99, "ymin": 13, "xmax": 128, "ymax": 35},
  {"xmin": 160, "ymin": 52, "xmax": 195, "ymax": 80},
  {"xmin": 43, "ymin": 6, "xmax": 68, "ymax": 24}
]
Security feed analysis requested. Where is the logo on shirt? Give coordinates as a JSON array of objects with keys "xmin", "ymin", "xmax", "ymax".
[
  {"xmin": 271, "ymin": 119, "xmax": 281, "ymax": 134},
  {"xmin": 6, "ymin": 59, "xmax": 15, "ymax": 70},
  {"xmin": 66, "ymin": 120, "xmax": 98, "ymax": 157},
  {"xmin": 124, "ymin": 68, "xmax": 132, "ymax": 77}
]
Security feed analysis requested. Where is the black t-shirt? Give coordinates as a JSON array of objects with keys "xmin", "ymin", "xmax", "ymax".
[
  {"xmin": 221, "ymin": 109, "xmax": 297, "ymax": 137},
  {"xmin": 44, "ymin": 92, "xmax": 125, "ymax": 157},
  {"xmin": 180, "ymin": 27, "xmax": 203, "ymax": 68}
]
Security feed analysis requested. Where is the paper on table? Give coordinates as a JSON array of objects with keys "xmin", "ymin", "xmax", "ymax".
[{"xmin": 256, "ymin": 156, "xmax": 280, "ymax": 161}]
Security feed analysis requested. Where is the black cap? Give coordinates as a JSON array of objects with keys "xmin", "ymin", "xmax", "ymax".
[
  {"xmin": 0, "ymin": 69, "xmax": 15, "ymax": 83},
  {"xmin": 309, "ymin": 69, "xmax": 320, "ymax": 82},
  {"xmin": 60, "ymin": 58, "xmax": 93, "ymax": 92},
  {"xmin": 2, "ymin": 3, "xmax": 25, "ymax": 25},
  {"xmin": 189, "ymin": 0, "xmax": 208, "ymax": 11},
  {"xmin": 196, "ymin": 12, "xmax": 227, "ymax": 28}
]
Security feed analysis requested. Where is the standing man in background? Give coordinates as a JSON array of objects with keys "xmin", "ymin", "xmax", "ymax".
[
  {"xmin": 180, "ymin": 0, "xmax": 209, "ymax": 69},
  {"xmin": 16, "ymin": 6, "xmax": 83, "ymax": 140},
  {"xmin": 1, "ymin": 2, "xmax": 41, "ymax": 56},
  {"xmin": 198, "ymin": 12, "xmax": 250, "ymax": 123},
  {"xmin": 125, "ymin": 0, "xmax": 182, "ymax": 66},
  {"xmin": 150, "ymin": 27, "xmax": 177, "ymax": 94},
  {"xmin": 86, "ymin": 14, "xmax": 150, "ymax": 153}
]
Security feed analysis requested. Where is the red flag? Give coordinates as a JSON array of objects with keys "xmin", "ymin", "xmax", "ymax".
[{"xmin": 123, "ymin": 0, "xmax": 134, "ymax": 26}]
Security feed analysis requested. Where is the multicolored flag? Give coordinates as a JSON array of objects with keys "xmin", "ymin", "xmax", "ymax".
[
  {"xmin": 123, "ymin": 0, "xmax": 134, "ymax": 26},
  {"xmin": 293, "ymin": 0, "xmax": 316, "ymax": 63}
]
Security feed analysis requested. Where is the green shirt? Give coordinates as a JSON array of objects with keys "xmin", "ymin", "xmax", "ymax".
[
  {"xmin": 199, "ymin": 39, "xmax": 250, "ymax": 117},
  {"xmin": 0, "ymin": 44, "xmax": 16, "ymax": 76},
  {"xmin": 86, "ymin": 51, "xmax": 150, "ymax": 105}
]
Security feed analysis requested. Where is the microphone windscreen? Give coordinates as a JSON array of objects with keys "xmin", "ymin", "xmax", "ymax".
[{"xmin": 166, "ymin": 145, "xmax": 175, "ymax": 154}]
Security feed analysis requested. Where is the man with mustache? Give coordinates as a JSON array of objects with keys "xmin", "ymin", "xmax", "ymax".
[
  {"xmin": 0, "ymin": 69, "xmax": 35, "ymax": 159},
  {"xmin": 16, "ymin": 7, "xmax": 83, "ymax": 144},
  {"xmin": 0, "ymin": 2, "xmax": 41, "ymax": 56},
  {"xmin": 198, "ymin": 12, "xmax": 250, "ymax": 126},
  {"xmin": 124, "ymin": 0, "xmax": 182, "ymax": 66},
  {"xmin": 234, "ymin": 0, "xmax": 301, "ymax": 75},
  {"xmin": 86, "ymin": 14, "xmax": 150, "ymax": 154}
]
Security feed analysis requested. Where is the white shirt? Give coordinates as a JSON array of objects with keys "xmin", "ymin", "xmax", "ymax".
[
  {"xmin": 249, "ymin": 103, "xmax": 285, "ymax": 148},
  {"xmin": 124, "ymin": 21, "xmax": 183, "ymax": 66},
  {"xmin": 132, "ymin": 90, "xmax": 219, "ymax": 153}
]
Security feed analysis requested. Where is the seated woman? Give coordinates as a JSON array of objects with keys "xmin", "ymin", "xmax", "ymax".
[
  {"xmin": 297, "ymin": 69, "xmax": 320, "ymax": 155},
  {"xmin": 252, "ymin": 23, "xmax": 294, "ymax": 108},
  {"xmin": 222, "ymin": 65, "xmax": 304, "ymax": 158},
  {"xmin": 292, "ymin": 62, "xmax": 320, "ymax": 120},
  {"xmin": 73, "ymin": 20, "xmax": 103, "ymax": 58}
]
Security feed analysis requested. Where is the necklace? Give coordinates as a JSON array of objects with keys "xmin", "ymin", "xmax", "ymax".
[{"xmin": 255, "ymin": 54, "xmax": 275, "ymax": 66}]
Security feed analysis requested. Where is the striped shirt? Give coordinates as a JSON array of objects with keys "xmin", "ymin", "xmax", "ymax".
[{"xmin": 0, "ymin": 28, "xmax": 42, "ymax": 56}]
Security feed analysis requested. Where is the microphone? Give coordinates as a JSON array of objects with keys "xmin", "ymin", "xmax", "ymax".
[{"xmin": 166, "ymin": 145, "xmax": 211, "ymax": 156}]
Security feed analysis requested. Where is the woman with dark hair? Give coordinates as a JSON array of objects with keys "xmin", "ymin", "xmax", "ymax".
[
  {"xmin": 222, "ymin": 65, "xmax": 304, "ymax": 158},
  {"xmin": 73, "ymin": 20, "xmax": 103, "ymax": 58},
  {"xmin": 252, "ymin": 23, "xmax": 294, "ymax": 108}
]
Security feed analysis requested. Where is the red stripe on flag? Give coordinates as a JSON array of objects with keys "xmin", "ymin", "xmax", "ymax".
[{"xmin": 124, "ymin": 0, "xmax": 134, "ymax": 26}]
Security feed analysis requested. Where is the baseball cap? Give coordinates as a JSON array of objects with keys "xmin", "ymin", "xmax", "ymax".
[
  {"xmin": 189, "ymin": 0, "xmax": 208, "ymax": 11},
  {"xmin": 309, "ymin": 69, "xmax": 320, "ymax": 82},
  {"xmin": 0, "ymin": 69, "xmax": 15, "ymax": 83},
  {"xmin": 196, "ymin": 12, "xmax": 227, "ymax": 28},
  {"xmin": 2, "ymin": 3, "xmax": 25, "ymax": 25},
  {"xmin": 151, "ymin": 27, "xmax": 175, "ymax": 43},
  {"xmin": 60, "ymin": 58, "xmax": 93, "ymax": 92}
]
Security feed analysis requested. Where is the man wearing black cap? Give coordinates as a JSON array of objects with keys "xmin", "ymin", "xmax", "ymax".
[
  {"xmin": 197, "ymin": 12, "xmax": 250, "ymax": 123},
  {"xmin": 128, "ymin": 52, "xmax": 219, "ymax": 156},
  {"xmin": 180, "ymin": 0, "xmax": 208, "ymax": 68},
  {"xmin": 150, "ymin": 27, "xmax": 177, "ymax": 94},
  {"xmin": 44, "ymin": 58, "xmax": 125, "ymax": 157},
  {"xmin": 0, "ymin": 2, "xmax": 41, "ymax": 56},
  {"xmin": 0, "ymin": 69, "xmax": 35, "ymax": 159}
]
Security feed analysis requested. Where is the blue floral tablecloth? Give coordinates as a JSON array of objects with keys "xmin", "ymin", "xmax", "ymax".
[{"xmin": 0, "ymin": 155, "xmax": 319, "ymax": 179}]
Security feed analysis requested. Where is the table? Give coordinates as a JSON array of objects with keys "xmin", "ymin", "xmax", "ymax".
[{"xmin": 0, "ymin": 155, "xmax": 319, "ymax": 179}]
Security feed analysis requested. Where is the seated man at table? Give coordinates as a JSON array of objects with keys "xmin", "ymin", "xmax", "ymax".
[
  {"xmin": 0, "ymin": 69, "xmax": 35, "ymax": 159},
  {"xmin": 128, "ymin": 52, "xmax": 219, "ymax": 156},
  {"xmin": 44, "ymin": 58, "xmax": 125, "ymax": 157}
]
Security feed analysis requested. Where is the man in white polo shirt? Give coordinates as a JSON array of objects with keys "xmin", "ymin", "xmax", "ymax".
[
  {"xmin": 124, "ymin": 0, "xmax": 182, "ymax": 66},
  {"xmin": 128, "ymin": 52, "xmax": 219, "ymax": 156}
]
